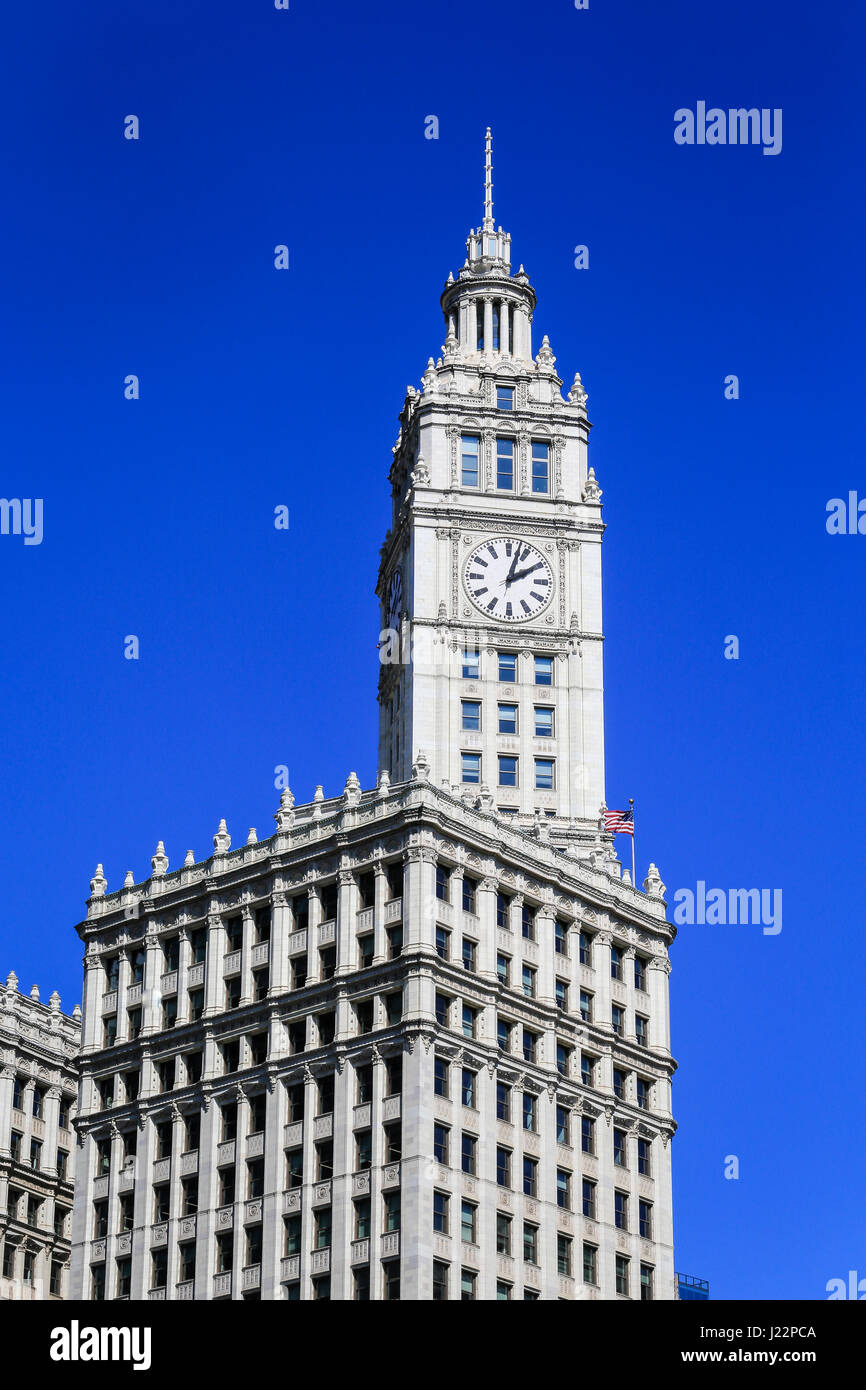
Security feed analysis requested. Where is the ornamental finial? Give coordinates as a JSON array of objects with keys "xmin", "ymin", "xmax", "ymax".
[{"xmin": 483, "ymin": 127, "xmax": 494, "ymax": 230}]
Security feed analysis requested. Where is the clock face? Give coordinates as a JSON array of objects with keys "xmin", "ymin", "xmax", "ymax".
[
  {"xmin": 388, "ymin": 569, "xmax": 403, "ymax": 627},
  {"xmin": 463, "ymin": 537, "xmax": 554, "ymax": 622}
]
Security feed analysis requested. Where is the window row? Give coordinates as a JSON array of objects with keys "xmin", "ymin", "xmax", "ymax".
[
  {"xmin": 461, "ymin": 699, "xmax": 555, "ymax": 737},
  {"xmin": 460, "ymin": 752, "xmax": 556, "ymax": 789},
  {"xmin": 460, "ymin": 435, "xmax": 550, "ymax": 494},
  {"xmin": 461, "ymin": 649, "xmax": 554, "ymax": 684}
]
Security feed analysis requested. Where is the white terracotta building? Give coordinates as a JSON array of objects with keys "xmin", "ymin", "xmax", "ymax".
[
  {"xmin": 69, "ymin": 133, "xmax": 676, "ymax": 1301},
  {"xmin": 0, "ymin": 972, "xmax": 80, "ymax": 1300}
]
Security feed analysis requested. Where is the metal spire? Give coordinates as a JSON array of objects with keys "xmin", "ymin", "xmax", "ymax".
[{"xmin": 483, "ymin": 127, "xmax": 494, "ymax": 230}]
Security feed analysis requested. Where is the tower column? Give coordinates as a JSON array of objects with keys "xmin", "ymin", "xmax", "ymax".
[
  {"xmin": 500, "ymin": 299, "xmax": 510, "ymax": 355},
  {"xmin": 469, "ymin": 300, "xmax": 479, "ymax": 353},
  {"xmin": 483, "ymin": 296, "xmax": 493, "ymax": 354},
  {"xmin": 458, "ymin": 300, "xmax": 467, "ymax": 347}
]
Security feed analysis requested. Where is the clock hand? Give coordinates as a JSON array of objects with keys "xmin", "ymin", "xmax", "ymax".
[
  {"xmin": 509, "ymin": 562, "xmax": 545, "ymax": 584},
  {"xmin": 504, "ymin": 548, "xmax": 522, "ymax": 588}
]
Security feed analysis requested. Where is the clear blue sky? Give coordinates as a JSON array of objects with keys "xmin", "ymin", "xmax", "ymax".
[{"xmin": 1, "ymin": 0, "xmax": 863, "ymax": 1300}]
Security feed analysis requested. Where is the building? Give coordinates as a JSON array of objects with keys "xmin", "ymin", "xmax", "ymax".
[
  {"xmin": 0, "ymin": 972, "xmax": 80, "ymax": 1300},
  {"xmin": 70, "ymin": 133, "xmax": 676, "ymax": 1301},
  {"xmin": 677, "ymin": 1272, "xmax": 710, "ymax": 1300}
]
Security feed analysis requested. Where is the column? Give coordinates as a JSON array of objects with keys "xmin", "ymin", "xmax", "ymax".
[
  {"xmin": 239, "ymin": 909, "xmax": 254, "ymax": 1006},
  {"xmin": 260, "ymin": 1080, "xmax": 285, "ymax": 1300},
  {"xmin": 203, "ymin": 914, "xmax": 225, "ymax": 1018},
  {"xmin": 232, "ymin": 1089, "xmax": 250, "ymax": 1296},
  {"xmin": 536, "ymin": 905, "xmax": 556, "ymax": 1006},
  {"xmin": 476, "ymin": 878, "xmax": 497, "ymax": 980},
  {"xmin": 458, "ymin": 299, "xmax": 467, "ymax": 348},
  {"xmin": 116, "ymin": 952, "xmax": 132, "ymax": 1042},
  {"xmin": 81, "ymin": 955, "xmax": 103, "ymax": 1052},
  {"xmin": 0, "ymin": 1066, "xmax": 14, "ymax": 1158},
  {"xmin": 305, "ymin": 886, "xmax": 322, "ymax": 986},
  {"xmin": 175, "ymin": 930, "xmax": 191, "ymax": 1025},
  {"xmin": 336, "ymin": 870, "xmax": 358, "ymax": 975},
  {"xmin": 42, "ymin": 1087, "xmax": 61, "ymax": 1176},
  {"xmin": 500, "ymin": 299, "xmax": 510, "ymax": 355},
  {"xmin": 647, "ymin": 957, "xmax": 672, "ymax": 1055},
  {"xmin": 372, "ymin": 863, "xmax": 388, "ymax": 965},
  {"xmin": 195, "ymin": 1096, "xmax": 220, "ymax": 1300},
  {"xmin": 483, "ymin": 297, "xmax": 493, "ymax": 355},
  {"xmin": 141, "ymin": 930, "xmax": 163, "ymax": 1035},
  {"xmin": 469, "ymin": 300, "xmax": 479, "ymax": 353},
  {"xmin": 270, "ymin": 891, "xmax": 291, "ymax": 995}
]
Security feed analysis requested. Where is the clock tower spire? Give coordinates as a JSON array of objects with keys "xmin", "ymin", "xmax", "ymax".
[{"xmin": 377, "ymin": 131, "xmax": 603, "ymax": 857}]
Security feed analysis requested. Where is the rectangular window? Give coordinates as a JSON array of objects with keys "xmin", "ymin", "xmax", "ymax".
[
  {"xmin": 556, "ymin": 1104, "xmax": 570, "ymax": 1144},
  {"xmin": 614, "ymin": 1128, "xmax": 628, "ymax": 1168},
  {"xmin": 179, "ymin": 1242, "xmax": 196, "ymax": 1283},
  {"xmin": 612, "ymin": 1004, "xmax": 625, "ymax": 1038},
  {"xmin": 461, "ymin": 1200, "xmax": 477, "ymax": 1244},
  {"xmin": 496, "ymin": 953, "xmax": 510, "ymax": 986},
  {"xmin": 497, "ymin": 385, "xmax": 514, "ymax": 411},
  {"xmin": 353, "ymin": 1200, "xmax": 370, "ymax": 1242},
  {"xmin": 523, "ymin": 1223, "xmax": 538, "ymax": 1264},
  {"xmin": 614, "ymin": 1068, "xmax": 626, "ymax": 1101},
  {"xmin": 579, "ymin": 991, "xmax": 593, "ymax": 1022},
  {"xmin": 498, "ymin": 651, "xmax": 517, "ymax": 683},
  {"xmin": 462, "ymin": 1005, "xmax": 477, "ymax": 1039},
  {"xmin": 462, "ymin": 876, "xmax": 477, "ymax": 914},
  {"xmin": 461, "ymin": 1068, "xmax": 476, "ymax": 1108},
  {"xmin": 581, "ymin": 1053, "xmax": 595, "ymax": 1087},
  {"xmin": 434, "ymin": 1058, "xmax": 449, "ymax": 1098},
  {"xmin": 461, "ymin": 648, "xmax": 479, "ymax": 679},
  {"xmin": 432, "ymin": 1260, "xmax": 449, "ymax": 1301},
  {"xmin": 433, "ymin": 1190, "xmax": 449, "ymax": 1234},
  {"xmin": 433, "ymin": 1125, "xmax": 449, "ymax": 1165},
  {"xmin": 557, "ymin": 1234, "xmax": 572, "ymax": 1276},
  {"xmin": 461, "ymin": 435, "xmax": 480, "ymax": 488},
  {"xmin": 435, "ymin": 865, "xmax": 450, "ymax": 901},
  {"xmin": 496, "ymin": 1083, "xmax": 511, "ymax": 1122},
  {"xmin": 496, "ymin": 1147, "xmax": 511, "ymax": 1187},
  {"xmin": 522, "ymin": 1092, "xmax": 536, "ymax": 1132},
  {"xmin": 635, "ymin": 1015, "xmax": 649, "ymax": 1047},
  {"xmin": 355, "ymin": 1132, "xmax": 372, "ymax": 1171},
  {"xmin": 637, "ymin": 1137, "xmax": 652, "ymax": 1176},
  {"xmin": 615, "ymin": 1190, "xmax": 629, "ymax": 1231},
  {"xmin": 610, "ymin": 945, "xmax": 623, "ymax": 981},
  {"xmin": 522, "ymin": 1027, "xmax": 537, "ymax": 1062},
  {"xmin": 496, "ymin": 1017, "xmax": 512, "ymax": 1052},
  {"xmin": 497, "ymin": 703, "xmax": 518, "ymax": 734},
  {"xmin": 461, "ymin": 1269, "xmax": 477, "ymax": 1300},
  {"xmin": 461, "ymin": 699, "xmax": 481, "ymax": 731},
  {"xmin": 151, "ymin": 1249, "xmax": 168, "ymax": 1291},
  {"xmin": 461, "ymin": 752, "xmax": 481, "ymax": 784},
  {"xmin": 582, "ymin": 1178, "xmax": 597, "ymax": 1219},
  {"xmin": 496, "ymin": 1212, "xmax": 512, "ymax": 1255},
  {"xmin": 498, "ymin": 755, "xmax": 518, "ymax": 787},
  {"xmin": 522, "ymin": 905, "xmax": 536, "ymax": 940},
  {"xmin": 640, "ymin": 1265, "xmax": 654, "ymax": 1301},
  {"xmin": 461, "ymin": 1134, "xmax": 477, "ymax": 1176},
  {"xmin": 315, "ymin": 1208, "xmax": 331, "ymax": 1249},
  {"xmin": 616, "ymin": 1255, "xmax": 630, "ymax": 1297},
  {"xmin": 534, "ymin": 655, "xmax": 553, "ymax": 686},
  {"xmin": 522, "ymin": 1156, "xmax": 537, "ymax": 1197},
  {"xmin": 496, "ymin": 437, "xmax": 514, "ymax": 490},
  {"xmin": 583, "ymin": 1243, "xmax": 598, "ymax": 1285},
  {"xmin": 435, "ymin": 993, "xmax": 450, "ymax": 1027},
  {"xmin": 384, "ymin": 1192, "xmax": 401, "ymax": 1233},
  {"xmin": 579, "ymin": 930, "xmax": 593, "ymax": 965},
  {"xmin": 637, "ymin": 1078, "xmax": 651, "ymax": 1111},
  {"xmin": 554, "ymin": 918, "xmax": 568, "ymax": 955},
  {"xmin": 522, "ymin": 965, "xmax": 536, "ymax": 998},
  {"xmin": 639, "ymin": 1200, "xmax": 653, "ymax": 1240},
  {"xmin": 634, "ymin": 956, "xmax": 647, "ymax": 991},
  {"xmin": 555, "ymin": 978, "xmax": 568, "ymax": 1011},
  {"xmin": 581, "ymin": 1116, "xmax": 595, "ymax": 1155},
  {"xmin": 531, "ymin": 441, "xmax": 549, "ymax": 493},
  {"xmin": 535, "ymin": 758, "xmax": 555, "ymax": 790},
  {"xmin": 558, "ymin": 1167, "xmax": 572, "ymax": 1212},
  {"xmin": 534, "ymin": 706, "xmax": 554, "ymax": 737}
]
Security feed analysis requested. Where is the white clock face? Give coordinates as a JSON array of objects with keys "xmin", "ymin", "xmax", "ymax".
[
  {"xmin": 463, "ymin": 537, "xmax": 554, "ymax": 621},
  {"xmin": 388, "ymin": 569, "xmax": 403, "ymax": 626}
]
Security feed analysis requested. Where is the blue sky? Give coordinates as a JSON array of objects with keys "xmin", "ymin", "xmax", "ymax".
[{"xmin": 1, "ymin": 0, "xmax": 863, "ymax": 1299}]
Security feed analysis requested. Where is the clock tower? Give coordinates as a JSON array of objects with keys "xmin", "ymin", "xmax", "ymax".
[{"xmin": 378, "ymin": 131, "xmax": 606, "ymax": 852}]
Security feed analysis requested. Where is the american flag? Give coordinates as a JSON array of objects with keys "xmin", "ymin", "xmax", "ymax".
[{"xmin": 603, "ymin": 806, "xmax": 634, "ymax": 837}]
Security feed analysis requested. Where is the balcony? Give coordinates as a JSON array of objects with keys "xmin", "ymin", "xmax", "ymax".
[
  {"xmin": 217, "ymin": 1141, "xmax": 236, "ymax": 1167},
  {"xmin": 384, "ymin": 898, "xmax": 402, "ymax": 923},
  {"xmin": 383, "ymin": 1094, "xmax": 401, "ymax": 1123},
  {"xmin": 241, "ymin": 1264, "xmax": 261, "ymax": 1292},
  {"xmin": 223, "ymin": 951, "xmax": 242, "ymax": 977},
  {"xmin": 352, "ymin": 1103, "xmax": 371, "ymax": 1130},
  {"xmin": 176, "ymin": 1280, "xmax": 194, "ymax": 1300},
  {"xmin": 356, "ymin": 906, "xmax": 374, "ymax": 932},
  {"xmin": 251, "ymin": 941, "xmax": 269, "ymax": 969},
  {"xmin": 381, "ymin": 1231, "xmax": 400, "ymax": 1258},
  {"xmin": 180, "ymin": 1150, "xmax": 199, "ymax": 1176},
  {"xmin": 288, "ymin": 929, "xmax": 307, "ymax": 954},
  {"xmin": 281, "ymin": 1255, "xmax": 300, "ymax": 1282},
  {"xmin": 310, "ymin": 1247, "xmax": 330, "ymax": 1275},
  {"xmin": 215, "ymin": 1205, "xmax": 234, "ymax": 1231},
  {"xmin": 148, "ymin": 1288, "xmax": 166, "ymax": 1301},
  {"xmin": 187, "ymin": 962, "xmax": 205, "ymax": 988},
  {"xmin": 311, "ymin": 1181, "xmax": 332, "ymax": 1207},
  {"xmin": 352, "ymin": 1171, "xmax": 370, "ymax": 1197},
  {"xmin": 247, "ymin": 1132, "xmax": 264, "ymax": 1159},
  {"xmin": 283, "ymin": 1190, "xmax": 301, "ymax": 1214},
  {"xmin": 244, "ymin": 1199, "xmax": 263, "ymax": 1224},
  {"xmin": 118, "ymin": 1161, "xmax": 135, "ymax": 1193},
  {"xmin": 102, "ymin": 991, "xmax": 118, "ymax": 1014},
  {"xmin": 350, "ymin": 1238, "xmax": 370, "ymax": 1265},
  {"xmin": 115, "ymin": 1232, "xmax": 132, "ymax": 1255},
  {"xmin": 382, "ymin": 1164, "xmax": 400, "ymax": 1189},
  {"xmin": 160, "ymin": 971, "xmax": 178, "ymax": 996},
  {"xmin": 127, "ymin": 983, "xmax": 142, "ymax": 1005},
  {"xmin": 313, "ymin": 1114, "xmax": 333, "ymax": 1141},
  {"xmin": 152, "ymin": 1157, "xmax": 171, "ymax": 1184},
  {"xmin": 93, "ymin": 1175, "xmax": 110, "ymax": 1200},
  {"xmin": 283, "ymin": 1121, "xmax": 303, "ymax": 1148},
  {"xmin": 91, "ymin": 1239, "xmax": 106, "ymax": 1262},
  {"xmin": 178, "ymin": 1215, "xmax": 197, "ymax": 1240},
  {"xmin": 318, "ymin": 921, "xmax": 336, "ymax": 945},
  {"xmin": 152, "ymin": 1223, "xmax": 168, "ymax": 1247},
  {"xmin": 213, "ymin": 1273, "xmax": 231, "ymax": 1298}
]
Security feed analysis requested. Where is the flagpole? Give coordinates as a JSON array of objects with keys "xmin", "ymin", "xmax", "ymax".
[{"xmin": 629, "ymin": 798, "xmax": 635, "ymax": 884}]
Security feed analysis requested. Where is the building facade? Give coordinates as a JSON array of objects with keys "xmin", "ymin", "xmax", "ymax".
[
  {"xmin": 0, "ymin": 972, "xmax": 80, "ymax": 1300},
  {"xmin": 69, "ymin": 133, "xmax": 676, "ymax": 1301}
]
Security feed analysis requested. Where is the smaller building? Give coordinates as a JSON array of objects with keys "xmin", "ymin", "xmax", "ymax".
[
  {"xmin": 0, "ymin": 971, "xmax": 80, "ymax": 1300},
  {"xmin": 677, "ymin": 1271, "xmax": 710, "ymax": 1300}
]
